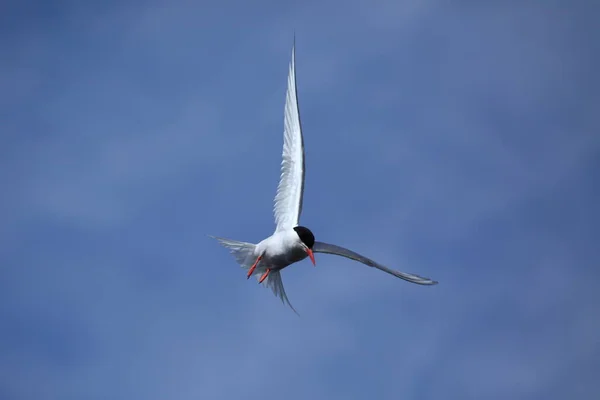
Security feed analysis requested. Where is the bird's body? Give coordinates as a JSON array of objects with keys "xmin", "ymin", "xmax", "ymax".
[
  {"xmin": 212, "ymin": 39, "xmax": 437, "ymax": 313},
  {"xmin": 255, "ymin": 230, "xmax": 309, "ymax": 272}
]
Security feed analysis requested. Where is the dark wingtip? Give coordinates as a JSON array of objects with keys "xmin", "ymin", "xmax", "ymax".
[{"xmin": 417, "ymin": 277, "xmax": 438, "ymax": 285}]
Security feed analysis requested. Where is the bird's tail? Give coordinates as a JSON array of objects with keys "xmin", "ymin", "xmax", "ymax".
[
  {"xmin": 210, "ymin": 235, "xmax": 299, "ymax": 314},
  {"xmin": 210, "ymin": 235, "xmax": 258, "ymax": 272}
]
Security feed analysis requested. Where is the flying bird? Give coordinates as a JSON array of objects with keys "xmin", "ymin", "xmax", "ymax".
[{"xmin": 211, "ymin": 41, "xmax": 438, "ymax": 312}]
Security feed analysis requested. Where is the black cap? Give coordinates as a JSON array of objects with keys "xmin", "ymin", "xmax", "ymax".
[{"xmin": 293, "ymin": 226, "xmax": 315, "ymax": 249}]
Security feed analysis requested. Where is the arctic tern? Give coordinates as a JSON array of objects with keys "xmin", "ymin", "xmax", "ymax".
[{"xmin": 212, "ymin": 41, "xmax": 437, "ymax": 313}]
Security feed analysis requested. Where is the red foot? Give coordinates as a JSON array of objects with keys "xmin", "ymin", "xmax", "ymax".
[
  {"xmin": 247, "ymin": 256, "xmax": 262, "ymax": 279},
  {"xmin": 258, "ymin": 268, "xmax": 271, "ymax": 283}
]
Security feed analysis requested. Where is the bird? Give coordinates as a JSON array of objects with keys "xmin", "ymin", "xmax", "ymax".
[{"xmin": 211, "ymin": 40, "xmax": 438, "ymax": 313}]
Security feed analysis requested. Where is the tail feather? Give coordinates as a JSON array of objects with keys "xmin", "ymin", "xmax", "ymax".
[
  {"xmin": 263, "ymin": 270, "xmax": 299, "ymax": 315},
  {"xmin": 210, "ymin": 235, "xmax": 299, "ymax": 314},
  {"xmin": 210, "ymin": 235, "xmax": 267, "ymax": 280},
  {"xmin": 209, "ymin": 235, "xmax": 257, "ymax": 270}
]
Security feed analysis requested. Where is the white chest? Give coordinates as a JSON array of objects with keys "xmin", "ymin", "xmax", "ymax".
[{"xmin": 258, "ymin": 230, "xmax": 308, "ymax": 270}]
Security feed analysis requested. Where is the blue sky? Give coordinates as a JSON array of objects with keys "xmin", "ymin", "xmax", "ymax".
[{"xmin": 1, "ymin": 1, "xmax": 599, "ymax": 399}]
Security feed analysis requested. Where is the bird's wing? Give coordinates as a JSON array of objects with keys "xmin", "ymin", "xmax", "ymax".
[
  {"xmin": 312, "ymin": 241, "xmax": 438, "ymax": 285},
  {"xmin": 273, "ymin": 40, "xmax": 305, "ymax": 232}
]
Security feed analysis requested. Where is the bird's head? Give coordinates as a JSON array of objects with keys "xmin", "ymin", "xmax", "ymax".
[{"xmin": 293, "ymin": 226, "xmax": 316, "ymax": 266}]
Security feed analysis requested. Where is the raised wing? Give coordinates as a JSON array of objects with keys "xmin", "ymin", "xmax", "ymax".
[
  {"xmin": 312, "ymin": 241, "xmax": 439, "ymax": 285},
  {"xmin": 273, "ymin": 41, "xmax": 306, "ymax": 232}
]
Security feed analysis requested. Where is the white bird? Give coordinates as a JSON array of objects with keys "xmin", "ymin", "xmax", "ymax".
[{"xmin": 211, "ymin": 40, "xmax": 437, "ymax": 313}]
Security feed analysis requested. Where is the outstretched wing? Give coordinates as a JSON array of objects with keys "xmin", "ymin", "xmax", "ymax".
[
  {"xmin": 273, "ymin": 40, "xmax": 306, "ymax": 232},
  {"xmin": 312, "ymin": 241, "xmax": 438, "ymax": 285}
]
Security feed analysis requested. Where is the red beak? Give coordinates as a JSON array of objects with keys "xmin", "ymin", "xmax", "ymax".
[{"xmin": 306, "ymin": 248, "xmax": 316, "ymax": 266}]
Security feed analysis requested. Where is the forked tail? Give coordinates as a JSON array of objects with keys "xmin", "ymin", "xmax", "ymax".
[
  {"xmin": 210, "ymin": 235, "xmax": 299, "ymax": 314},
  {"xmin": 209, "ymin": 236, "xmax": 257, "ymax": 272}
]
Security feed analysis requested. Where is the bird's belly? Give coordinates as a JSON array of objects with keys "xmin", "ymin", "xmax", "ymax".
[{"xmin": 265, "ymin": 247, "xmax": 307, "ymax": 270}]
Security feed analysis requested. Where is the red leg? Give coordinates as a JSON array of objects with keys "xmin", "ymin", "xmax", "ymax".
[
  {"xmin": 247, "ymin": 256, "xmax": 262, "ymax": 279},
  {"xmin": 258, "ymin": 268, "xmax": 271, "ymax": 283}
]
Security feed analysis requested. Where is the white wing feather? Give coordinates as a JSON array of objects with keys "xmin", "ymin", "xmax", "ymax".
[
  {"xmin": 313, "ymin": 241, "xmax": 439, "ymax": 285},
  {"xmin": 273, "ymin": 42, "xmax": 305, "ymax": 232}
]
